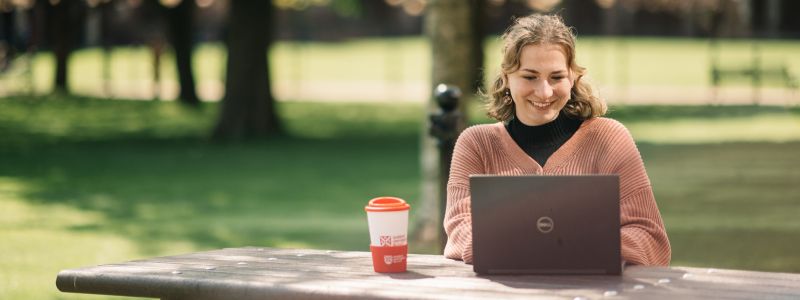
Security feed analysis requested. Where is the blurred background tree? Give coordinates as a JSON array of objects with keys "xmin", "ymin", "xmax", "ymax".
[
  {"xmin": 48, "ymin": 0, "xmax": 84, "ymax": 93},
  {"xmin": 164, "ymin": 0, "xmax": 200, "ymax": 106},
  {"xmin": 212, "ymin": 0, "xmax": 281, "ymax": 139},
  {"xmin": 4, "ymin": 0, "xmax": 797, "ymax": 104},
  {"xmin": 416, "ymin": 0, "xmax": 483, "ymax": 249}
]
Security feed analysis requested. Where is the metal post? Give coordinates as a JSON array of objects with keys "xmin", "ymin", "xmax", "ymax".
[{"xmin": 428, "ymin": 83, "xmax": 462, "ymax": 251}]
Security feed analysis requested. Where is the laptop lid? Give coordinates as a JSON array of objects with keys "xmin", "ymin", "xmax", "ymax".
[{"xmin": 470, "ymin": 175, "xmax": 621, "ymax": 275}]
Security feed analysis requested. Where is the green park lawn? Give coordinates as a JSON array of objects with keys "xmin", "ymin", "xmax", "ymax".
[
  {"xmin": 1, "ymin": 95, "xmax": 799, "ymax": 299},
  {"xmin": 4, "ymin": 37, "xmax": 799, "ymax": 98}
]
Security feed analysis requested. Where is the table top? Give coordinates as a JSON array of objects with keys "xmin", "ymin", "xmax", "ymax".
[{"xmin": 56, "ymin": 247, "xmax": 800, "ymax": 300}]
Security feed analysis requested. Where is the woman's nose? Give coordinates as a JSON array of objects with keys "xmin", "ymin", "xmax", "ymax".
[{"xmin": 534, "ymin": 81, "xmax": 554, "ymax": 100}]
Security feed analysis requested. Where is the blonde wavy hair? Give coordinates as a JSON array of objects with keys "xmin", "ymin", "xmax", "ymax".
[{"xmin": 484, "ymin": 14, "xmax": 606, "ymax": 121}]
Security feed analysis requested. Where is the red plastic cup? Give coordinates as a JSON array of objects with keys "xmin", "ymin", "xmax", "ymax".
[{"xmin": 365, "ymin": 197, "xmax": 410, "ymax": 273}]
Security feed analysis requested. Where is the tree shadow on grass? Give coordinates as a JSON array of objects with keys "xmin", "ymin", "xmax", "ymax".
[
  {"xmin": 3, "ymin": 133, "xmax": 422, "ymax": 256},
  {"xmin": 0, "ymin": 96, "xmax": 426, "ymax": 256}
]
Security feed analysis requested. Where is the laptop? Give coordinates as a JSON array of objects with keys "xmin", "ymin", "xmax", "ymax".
[{"xmin": 470, "ymin": 174, "xmax": 621, "ymax": 275}]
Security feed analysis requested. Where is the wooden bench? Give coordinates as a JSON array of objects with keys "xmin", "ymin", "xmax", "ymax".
[
  {"xmin": 710, "ymin": 42, "xmax": 798, "ymax": 104},
  {"xmin": 56, "ymin": 247, "xmax": 800, "ymax": 300}
]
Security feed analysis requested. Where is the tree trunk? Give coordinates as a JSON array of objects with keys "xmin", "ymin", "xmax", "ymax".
[
  {"xmin": 50, "ymin": 0, "xmax": 83, "ymax": 93},
  {"xmin": 415, "ymin": 0, "xmax": 480, "ymax": 253},
  {"xmin": 470, "ymin": 0, "xmax": 486, "ymax": 92},
  {"xmin": 1, "ymin": 10, "xmax": 16, "ymax": 63},
  {"xmin": 212, "ymin": 0, "xmax": 281, "ymax": 140},
  {"xmin": 166, "ymin": 0, "xmax": 199, "ymax": 105},
  {"xmin": 99, "ymin": 1, "xmax": 113, "ymax": 97}
]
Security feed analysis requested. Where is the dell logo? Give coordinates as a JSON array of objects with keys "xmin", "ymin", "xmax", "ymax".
[{"xmin": 537, "ymin": 216, "xmax": 554, "ymax": 233}]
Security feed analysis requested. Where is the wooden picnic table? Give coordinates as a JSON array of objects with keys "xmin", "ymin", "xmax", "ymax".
[{"xmin": 56, "ymin": 247, "xmax": 800, "ymax": 300}]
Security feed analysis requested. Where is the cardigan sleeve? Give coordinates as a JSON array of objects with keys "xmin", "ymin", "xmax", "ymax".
[
  {"xmin": 443, "ymin": 127, "xmax": 485, "ymax": 264},
  {"xmin": 603, "ymin": 121, "xmax": 672, "ymax": 266}
]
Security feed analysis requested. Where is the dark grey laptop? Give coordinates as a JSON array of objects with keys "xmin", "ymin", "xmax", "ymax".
[{"xmin": 470, "ymin": 175, "xmax": 621, "ymax": 275}]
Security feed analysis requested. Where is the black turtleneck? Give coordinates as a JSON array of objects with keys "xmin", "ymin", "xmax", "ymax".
[{"xmin": 505, "ymin": 111, "xmax": 583, "ymax": 166}]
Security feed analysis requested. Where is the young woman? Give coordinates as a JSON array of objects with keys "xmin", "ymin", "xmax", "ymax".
[{"xmin": 443, "ymin": 14, "xmax": 671, "ymax": 266}]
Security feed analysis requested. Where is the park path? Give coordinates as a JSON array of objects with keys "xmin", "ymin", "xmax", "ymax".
[
  {"xmin": 78, "ymin": 80, "xmax": 800, "ymax": 106},
  {"xmin": 1, "ymin": 77, "xmax": 796, "ymax": 106},
  {"xmin": 269, "ymin": 81, "xmax": 797, "ymax": 106}
]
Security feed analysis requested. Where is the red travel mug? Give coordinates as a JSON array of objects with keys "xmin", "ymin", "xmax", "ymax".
[{"xmin": 365, "ymin": 197, "xmax": 410, "ymax": 273}]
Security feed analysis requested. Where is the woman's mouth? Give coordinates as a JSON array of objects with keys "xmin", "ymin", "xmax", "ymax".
[{"xmin": 529, "ymin": 100, "xmax": 554, "ymax": 109}]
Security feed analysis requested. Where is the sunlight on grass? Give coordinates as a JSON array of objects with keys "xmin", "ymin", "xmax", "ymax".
[
  {"xmin": 628, "ymin": 113, "xmax": 800, "ymax": 143},
  {"xmin": 271, "ymin": 37, "xmax": 429, "ymax": 83},
  {"xmin": 0, "ymin": 178, "xmax": 103, "ymax": 229},
  {"xmin": 0, "ymin": 177, "xmax": 165, "ymax": 300},
  {"xmin": 9, "ymin": 37, "xmax": 799, "ymax": 100}
]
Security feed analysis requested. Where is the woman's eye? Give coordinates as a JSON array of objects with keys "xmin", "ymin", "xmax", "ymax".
[
  {"xmin": 523, "ymin": 76, "xmax": 536, "ymax": 80},
  {"xmin": 552, "ymin": 76, "xmax": 565, "ymax": 80}
]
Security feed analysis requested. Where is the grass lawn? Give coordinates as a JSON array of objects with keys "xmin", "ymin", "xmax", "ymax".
[
  {"xmin": 1, "ymin": 96, "xmax": 799, "ymax": 299},
  {"xmin": 4, "ymin": 37, "xmax": 799, "ymax": 99}
]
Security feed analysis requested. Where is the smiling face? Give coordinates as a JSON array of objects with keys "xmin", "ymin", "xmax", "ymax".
[{"xmin": 507, "ymin": 43, "xmax": 574, "ymax": 126}]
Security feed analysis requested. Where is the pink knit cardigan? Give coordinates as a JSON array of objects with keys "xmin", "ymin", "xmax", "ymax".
[{"xmin": 443, "ymin": 117, "xmax": 671, "ymax": 266}]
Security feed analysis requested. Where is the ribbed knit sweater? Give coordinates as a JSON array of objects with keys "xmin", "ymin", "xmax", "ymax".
[{"xmin": 443, "ymin": 117, "xmax": 671, "ymax": 266}]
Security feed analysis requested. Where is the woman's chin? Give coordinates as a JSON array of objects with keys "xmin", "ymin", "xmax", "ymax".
[{"xmin": 519, "ymin": 111, "xmax": 558, "ymax": 126}]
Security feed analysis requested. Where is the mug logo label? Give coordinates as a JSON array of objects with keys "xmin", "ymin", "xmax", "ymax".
[
  {"xmin": 383, "ymin": 255, "xmax": 405, "ymax": 265},
  {"xmin": 379, "ymin": 236, "xmax": 392, "ymax": 246},
  {"xmin": 537, "ymin": 216, "xmax": 554, "ymax": 233}
]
